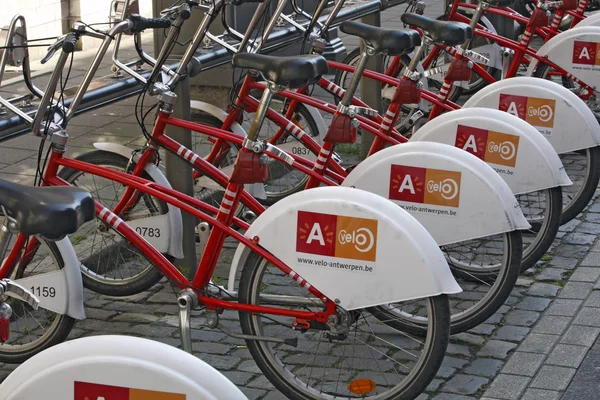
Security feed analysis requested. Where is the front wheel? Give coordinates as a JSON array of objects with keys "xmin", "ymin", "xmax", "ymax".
[
  {"xmin": 238, "ymin": 252, "xmax": 450, "ymax": 399},
  {"xmin": 58, "ymin": 150, "xmax": 167, "ymax": 296}
]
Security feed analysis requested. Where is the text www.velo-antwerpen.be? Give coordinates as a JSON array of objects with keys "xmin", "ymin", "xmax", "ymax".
[{"xmin": 297, "ymin": 256, "xmax": 373, "ymax": 273}]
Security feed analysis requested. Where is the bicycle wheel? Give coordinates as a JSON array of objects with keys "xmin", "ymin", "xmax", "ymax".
[
  {"xmin": 238, "ymin": 252, "xmax": 450, "ymax": 399},
  {"xmin": 533, "ymin": 62, "xmax": 600, "ymax": 223},
  {"xmin": 0, "ymin": 238, "xmax": 75, "ymax": 363},
  {"xmin": 58, "ymin": 150, "xmax": 168, "ymax": 296},
  {"xmin": 517, "ymin": 187, "xmax": 562, "ymax": 271},
  {"xmin": 371, "ymin": 231, "xmax": 522, "ymax": 335},
  {"xmin": 191, "ymin": 99, "xmax": 321, "ymax": 205}
]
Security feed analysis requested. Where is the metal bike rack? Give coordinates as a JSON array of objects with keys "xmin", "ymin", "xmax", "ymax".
[
  {"xmin": 0, "ymin": 0, "xmax": 404, "ymax": 274},
  {"xmin": 0, "ymin": 0, "xmax": 406, "ymax": 141}
]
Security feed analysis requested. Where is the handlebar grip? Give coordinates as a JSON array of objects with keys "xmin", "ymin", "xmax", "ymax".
[
  {"xmin": 62, "ymin": 32, "xmax": 78, "ymax": 54},
  {"xmin": 231, "ymin": 0, "xmax": 266, "ymax": 5},
  {"xmin": 129, "ymin": 14, "xmax": 172, "ymax": 33}
]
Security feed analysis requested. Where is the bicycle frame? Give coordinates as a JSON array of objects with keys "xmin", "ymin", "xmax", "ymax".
[
  {"xmin": 448, "ymin": 0, "xmax": 588, "ymax": 42},
  {"xmin": 0, "ymin": 142, "xmax": 337, "ymax": 322}
]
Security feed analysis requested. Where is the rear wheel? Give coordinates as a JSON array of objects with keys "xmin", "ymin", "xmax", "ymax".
[
  {"xmin": 517, "ymin": 187, "xmax": 562, "ymax": 271},
  {"xmin": 0, "ymin": 238, "xmax": 75, "ymax": 363},
  {"xmin": 372, "ymin": 231, "xmax": 522, "ymax": 335},
  {"xmin": 238, "ymin": 252, "xmax": 450, "ymax": 399},
  {"xmin": 529, "ymin": 59, "xmax": 600, "ymax": 223}
]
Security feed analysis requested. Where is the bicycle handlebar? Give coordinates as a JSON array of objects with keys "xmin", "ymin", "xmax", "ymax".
[
  {"xmin": 62, "ymin": 32, "xmax": 78, "ymax": 54},
  {"xmin": 129, "ymin": 14, "xmax": 173, "ymax": 33}
]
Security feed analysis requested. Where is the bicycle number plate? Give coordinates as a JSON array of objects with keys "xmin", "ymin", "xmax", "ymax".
[
  {"xmin": 11, "ymin": 270, "xmax": 67, "ymax": 315},
  {"xmin": 276, "ymin": 141, "xmax": 317, "ymax": 161},
  {"xmin": 119, "ymin": 214, "xmax": 170, "ymax": 253}
]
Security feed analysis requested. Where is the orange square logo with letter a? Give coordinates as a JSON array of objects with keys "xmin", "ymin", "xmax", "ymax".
[
  {"xmin": 573, "ymin": 40, "xmax": 597, "ymax": 65},
  {"xmin": 499, "ymin": 94, "xmax": 527, "ymax": 120},
  {"xmin": 423, "ymin": 169, "xmax": 461, "ymax": 208},
  {"xmin": 388, "ymin": 165, "xmax": 426, "ymax": 203},
  {"xmin": 335, "ymin": 216, "xmax": 378, "ymax": 262},
  {"xmin": 296, "ymin": 211, "xmax": 337, "ymax": 257},
  {"xmin": 74, "ymin": 382, "xmax": 186, "ymax": 400},
  {"xmin": 485, "ymin": 131, "xmax": 520, "ymax": 167},
  {"xmin": 455, "ymin": 125, "xmax": 488, "ymax": 161}
]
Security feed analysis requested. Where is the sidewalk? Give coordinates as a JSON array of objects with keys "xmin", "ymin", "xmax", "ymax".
[{"xmin": 2, "ymin": 3, "xmax": 600, "ymax": 400}]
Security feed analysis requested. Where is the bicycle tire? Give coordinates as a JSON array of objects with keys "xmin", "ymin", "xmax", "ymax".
[
  {"xmin": 371, "ymin": 231, "xmax": 522, "ymax": 335},
  {"xmin": 532, "ymin": 62, "xmax": 600, "ymax": 224},
  {"xmin": 237, "ymin": 251, "xmax": 451, "ymax": 399},
  {"xmin": 0, "ymin": 239, "xmax": 75, "ymax": 363},
  {"xmin": 58, "ymin": 151, "xmax": 167, "ymax": 297},
  {"xmin": 519, "ymin": 187, "xmax": 562, "ymax": 271}
]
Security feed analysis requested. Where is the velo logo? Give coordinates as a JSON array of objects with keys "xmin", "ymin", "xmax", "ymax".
[
  {"xmin": 498, "ymin": 94, "xmax": 556, "ymax": 128},
  {"xmin": 75, "ymin": 381, "xmax": 185, "ymax": 400},
  {"xmin": 455, "ymin": 125, "xmax": 520, "ymax": 168},
  {"xmin": 572, "ymin": 40, "xmax": 600, "ymax": 65},
  {"xmin": 388, "ymin": 165, "xmax": 461, "ymax": 208},
  {"xmin": 296, "ymin": 211, "xmax": 377, "ymax": 262}
]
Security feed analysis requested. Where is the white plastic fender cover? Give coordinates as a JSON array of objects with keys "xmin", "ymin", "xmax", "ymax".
[
  {"xmin": 227, "ymin": 186, "xmax": 461, "ymax": 310},
  {"xmin": 1, "ymin": 336, "xmax": 247, "ymax": 399},
  {"xmin": 463, "ymin": 77, "xmax": 600, "ymax": 153},
  {"xmin": 342, "ymin": 142, "xmax": 530, "ymax": 246},
  {"xmin": 93, "ymin": 142, "xmax": 184, "ymax": 259},
  {"xmin": 411, "ymin": 108, "xmax": 572, "ymax": 195},
  {"xmin": 570, "ymin": 12, "xmax": 600, "ymax": 28},
  {"xmin": 12, "ymin": 238, "xmax": 85, "ymax": 320},
  {"xmin": 525, "ymin": 26, "xmax": 600, "ymax": 89}
]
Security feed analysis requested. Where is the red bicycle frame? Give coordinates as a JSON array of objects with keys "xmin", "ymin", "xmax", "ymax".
[{"xmin": 0, "ymin": 132, "xmax": 339, "ymax": 322}]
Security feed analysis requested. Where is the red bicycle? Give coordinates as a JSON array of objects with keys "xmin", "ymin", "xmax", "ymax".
[{"xmin": 0, "ymin": 15, "xmax": 458, "ymax": 400}]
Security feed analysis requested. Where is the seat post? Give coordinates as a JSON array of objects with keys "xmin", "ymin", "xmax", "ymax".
[
  {"xmin": 461, "ymin": 1, "xmax": 490, "ymax": 49},
  {"xmin": 406, "ymin": 37, "xmax": 431, "ymax": 72},
  {"xmin": 339, "ymin": 45, "xmax": 375, "ymax": 107},
  {"xmin": 246, "ymin": 83, "xmax": 279, "ymax": 141}
]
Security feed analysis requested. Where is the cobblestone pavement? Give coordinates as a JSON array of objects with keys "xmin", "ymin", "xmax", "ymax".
[{"xmin": 3, "ymin": 2, "xmax": 600, "ymax": 399}]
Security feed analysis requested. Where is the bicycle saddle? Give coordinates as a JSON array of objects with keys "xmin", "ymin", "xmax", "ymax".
[
  {"xmin": 0, "ymin": 179, "xmax": 95, "ymax": 240},
  {"xmin": 339, "ymin": 21, "xmax": 421, "ymax": 55},
  {"xmin": 232, "ymin": 54, "xmax": 328, "ymax": 89},
  {"xmin": 401, "ymin": 14, "xmax": 473, "ymax": 46}
]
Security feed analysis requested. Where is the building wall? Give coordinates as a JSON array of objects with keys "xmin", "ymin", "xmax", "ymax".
[{"xmin": 1, "ymin": 0, "xmax": 151, "ymax": 61}]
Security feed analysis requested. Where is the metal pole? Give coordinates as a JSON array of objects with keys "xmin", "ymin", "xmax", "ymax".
[
  {"xmin": 359, "ymin": 12, "xmax": 382, "ymax": 159},
  {"xmin": 154, "ymin": 3, "xmax": 197, "ymax": 279},
  {"xmin": 487, "ymin": 1, "xmax": 515, "ymax": 40}
]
